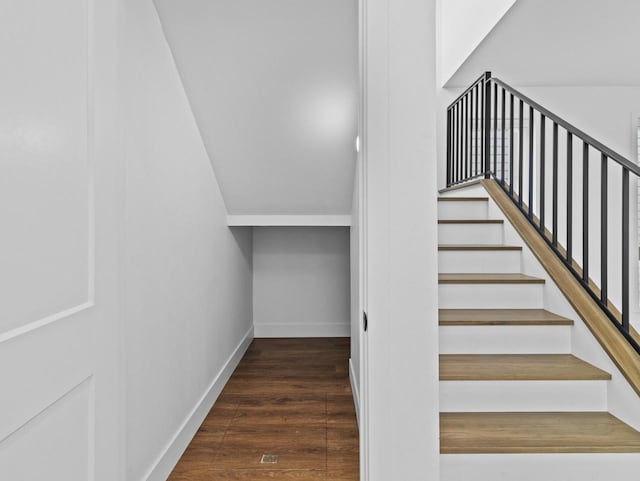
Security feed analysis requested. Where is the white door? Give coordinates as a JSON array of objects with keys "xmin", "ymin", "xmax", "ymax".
[{"xmin": 0, "ymin": 2, "xmax": 122, "ymax": 480}]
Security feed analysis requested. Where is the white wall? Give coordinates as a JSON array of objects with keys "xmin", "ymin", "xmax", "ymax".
[
  {"xmin": 516, "ymin": 87, "xmax": 640, "ymax": 162},
  {"xmin": 362, "ymin": 0, "xmax": 440, "ymax": 479},
  {"xmin": 253, "ymin": 227, "xmax": 350, "ymax": 337},
  {"xmin": 437, "ymin": 0, "xmax": 516, "ymax": 86},
  {"xmin": 120, "ymin": 2, "xmax": 253, "ymax": 480},
  {"xmin": 153, "ymin": 0, "xmax": 358, "ymax": 216}
]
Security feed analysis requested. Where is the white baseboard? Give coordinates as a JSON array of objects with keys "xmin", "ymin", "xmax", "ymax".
[
  {"xmin": 349, "ymin": 358, "xmax": 360, "ymax": 427},
  {"xmin": 143, "ymin": 326, "xmax": 254, "ymax": 481},
  {"xmin": 254, "ymin": 322, "xmax": 349, "ymax": 338},
  {"xmin": 227, "ymin": 214, "xmax": 351, "ymax": 227}
]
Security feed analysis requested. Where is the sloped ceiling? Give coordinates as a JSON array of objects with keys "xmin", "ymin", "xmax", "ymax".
[
  {"xmin": 447, "ymin": 0, "xmax": 640, "ymax": 87},
  {"xmin": 153, "ymin": 0, "xmax": 358, "ymax": 215}
]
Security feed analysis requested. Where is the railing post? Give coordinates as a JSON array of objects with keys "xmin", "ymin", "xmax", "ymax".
[{"xmin": 483, "ymin": 71, "xmax": 492, "ymax": 179}]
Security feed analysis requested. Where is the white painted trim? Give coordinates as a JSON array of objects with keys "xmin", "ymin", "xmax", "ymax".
[
  {"xmin": 227, "ymin": 215, "xmax": 351, "ymax": 227},
  {"xmin": 0, "ymin": 302, "xmax": 93, "ymax": 345},
  {"xmin": 0, "ymin": 375, "xmax": 93, "ymax": 445},
  {"xmin": 254, "ymin": 323, "xmax": 349, "ymax": 338},
  {"xmin": 143, "ymin": 326, "xmax": 254, "ymax": 481},
  {"xmin": 349, "ymin": 358, "xmax": 360, "ymax": 427}
]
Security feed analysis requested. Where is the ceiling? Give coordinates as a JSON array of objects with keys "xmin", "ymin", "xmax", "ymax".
[{"xmin": 153, "ymin": 0, "xmax": 358, "ymax": 215}]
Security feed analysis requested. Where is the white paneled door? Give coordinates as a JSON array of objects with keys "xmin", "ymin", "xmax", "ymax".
[{"xmin": 0, "ymin": 1, "xmax": 121, "ymax": 480}]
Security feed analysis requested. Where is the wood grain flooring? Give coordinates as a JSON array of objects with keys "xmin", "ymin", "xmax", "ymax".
[{"xmin": 168, "ymin": 338, "xmax": 358, "ymax": 481}]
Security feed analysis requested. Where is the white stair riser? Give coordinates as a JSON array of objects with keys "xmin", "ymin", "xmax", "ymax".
[
  {"xmin": 438, "ymin": 201, "xmax": 488, "ymax": 220},
  {"xmin": 438, "ymin": 224, "xmax": 504, "ymax": 245},
  {"xmin": 440, "ymin": 380, "xmax": 606, "ymax": 412},
  {"xmin": 439, "ymin": 284, "xmax": 544, "ymax": 309},
  {"xmin": 438, "ymin": 250, "xmax": 521, "ymax": 274},
  {"xmin": 441, "ymin": 454, "xmax": 640, "ymax": 481},
  {"xmin": 439, "ymin": 326, "xmax": 571, "ymax": 354}
]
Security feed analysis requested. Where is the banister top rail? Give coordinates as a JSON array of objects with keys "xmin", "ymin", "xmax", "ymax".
[
  {"xmin": 491, "ymin": 77, "xmax": 640, "ymax": 177},
  {"xmin": 446, "ymin": 72, "xmax": 489, "ymax": 112}
]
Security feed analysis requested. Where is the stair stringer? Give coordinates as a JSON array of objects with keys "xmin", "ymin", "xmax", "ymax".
[{"xmin": 440, "ymin": 182, "xmax": 640, "ymax": 433}]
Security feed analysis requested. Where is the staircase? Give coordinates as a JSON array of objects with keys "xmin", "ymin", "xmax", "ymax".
[{"xmin": 437, "ymin": 188, "xmax": 640, "ymax": 481}]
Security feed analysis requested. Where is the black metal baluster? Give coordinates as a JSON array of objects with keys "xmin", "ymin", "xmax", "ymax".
[
  {"xmin": 519, "ymin": 100, "xmax": 524, "ymax": 206},
  {"xmin": 622, "ymin": 168, "xmax": 630, "ymax": 331},
  {"xmin": 460, "ymin": 97, "xmax": 467, "ymax": 180},
  {"xmin": 483, "ymin": 73, "xmax": 491, "ymax": 179},
  {"xmin": 600, "ymin": 154, "xmax": 608, "ymax": 305},
  {"xmin": 539, "ymin": 114, "xmax": 546, "ymax": 234},
  {"xmin": 472, "ymin": 85, "xmax": 479, "ymax": 176},
  {"xmin": 566, "ymin": 132, "xmax": 573, "ymax": 265},
  {"xmin": 469, "ymin": 88, "xmax": 475, "ymax": 177},
  {"xmin": 493, "ymin": 83, "xmax": 498, "ymax": 177},
  {"xmin": 510, "ymin": 93, "xmax": 514, "ymax": 195},
  {"xmin": 446, "ymin": 108, "xmax": 452, "ymax": 186},
  {"xmin": 458, "ymin": 101, "xmax": 462, "ymax": 183},
  {"xmin": 475, "ymin": 86, "xmax": 480, "ymax": 177},
  {"xmin": 528, "ymin": 106, "xmax": 534, "ymax": 220},
  {"xmin": 452, "ymin": 105, "xmax": 457, "ymax": 183},
  {"xmin": 468, "ymin": 93, "xmax": 472, "ymax": 179},
  {"xmin": 457, "ymin": 103, "xmax": 461, "ymax": 183},
  {"xmin": 478, "ymin": 83, "xmax": 485, "ymax": 178},
  {"xmin": 552, "ymin": 122, "xmax": 558, "ymax": 248},
  {"xmin": 475, "ymin": 85, "xmax": 480, "ymax": 177},
  {"xmin": 583, "ymin": 142, "xmax": 589, "ymax": 283},
  {"xmin": 465, "ymin": 95, "xmax": 469, "ymax": 179},
  {"xmin": 501, "ymin": 88, "xmax": 506, "ymax": 184}
]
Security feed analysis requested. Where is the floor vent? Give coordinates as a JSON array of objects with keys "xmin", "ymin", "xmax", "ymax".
[{"xmin": 260, "ymin": 454, "xmax": 278, "ymax": 464}]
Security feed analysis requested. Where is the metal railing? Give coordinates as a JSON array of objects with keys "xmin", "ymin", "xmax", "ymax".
[{"xmin": 446, "ymin": 71, "xmax": 640, "ymax": 353}]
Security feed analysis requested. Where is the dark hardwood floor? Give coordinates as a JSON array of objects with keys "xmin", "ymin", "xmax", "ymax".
[{"xmin": 168, "ymin": 338, "xmax": 359, "ymax": 480}]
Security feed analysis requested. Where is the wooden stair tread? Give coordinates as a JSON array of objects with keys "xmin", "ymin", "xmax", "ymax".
[
  {"xmin": 438, "ymin": 244, "xmax": 522, "ymax": 251},
  {"xmin": 440, "ymin": 354, "xmax": 611, "ymax": 381},
  {"xmin": 438, "ymin": 197, "xmax": 488, "ymax": 202},
  {"xmin": 439, "ymin": 309, "xmax": 573, "ymax": 326},
  {"xmin": 438, "ymin": 219, "xmax": 503, "ymax": 224},
  {"xmin": 439, "ymin": 273, "xmax": 545, "ymax": 284},
  {"xmin": 440, "ymin": 412, "xmax": 640, "ymax": 454}
]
